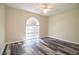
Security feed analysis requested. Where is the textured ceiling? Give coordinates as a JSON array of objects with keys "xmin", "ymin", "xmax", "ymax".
[{"xmin": 6, "ymin": 3, "xmax": 79, "ymax": 16}]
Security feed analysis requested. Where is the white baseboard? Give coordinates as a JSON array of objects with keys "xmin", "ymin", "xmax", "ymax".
[
  {"xmin": 48, "ymin": 36, "xmax": 79, "ymax": 45},
  {"xmin": 6, "ymin": 37, "xmax": 43, "ymax": 44},
  {"xmin": 6, "ymin": 39, "xmax": 25, "ymax": 44},
  {"xmin": 6, "ymin": 36, "xmax": 79, "ymax": 45},
  {"xmin": 1, "ymin": 44, "xmax": 6, "ymax": 55}
]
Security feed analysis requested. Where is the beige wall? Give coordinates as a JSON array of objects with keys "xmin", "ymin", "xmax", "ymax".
[
  {"xmin": 0, "ymin": 4, "xmax": 5, "ymax": 54},
  {"xmin": 6, "ymin": 7, "xmax": 48, "ymax": 43},
  {"xmin": 6, "ymin": 5, "xmax": 79, "ymax": 44},
  {"xmin": 48, "ymin": 8, "xmax": 79, "ymax": 44}
]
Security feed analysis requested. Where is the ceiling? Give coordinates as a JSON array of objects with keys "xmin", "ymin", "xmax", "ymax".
[{"xmin": 5, "ymin": 3, "xmax": 79, "ymax": 16}]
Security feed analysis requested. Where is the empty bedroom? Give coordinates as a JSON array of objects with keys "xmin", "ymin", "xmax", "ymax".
[{"xmin": 0, "ymin": 3, "xmax": 79, "ymax": 55}]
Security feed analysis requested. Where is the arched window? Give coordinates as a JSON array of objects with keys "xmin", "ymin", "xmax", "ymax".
[{"xmin": 26, "ymin": 17, "xmax": 40, "ymax": 40}]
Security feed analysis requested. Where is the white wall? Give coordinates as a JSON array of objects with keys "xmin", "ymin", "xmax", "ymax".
[
  {"xmin": 48, "ymin": 8, "xmax": 79, "ymax": 44},
  {"xmin": 0, "ymin": 4, "xmax": 5, "ymax": 54},
  {"xmin": 6, "ymin": 7, "xmax": 48, "ymax": 43}
]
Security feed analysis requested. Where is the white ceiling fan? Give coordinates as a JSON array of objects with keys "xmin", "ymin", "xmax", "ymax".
[{"xmin": 38, "ymin": 3, "xmax": 53, "ymax": 13}]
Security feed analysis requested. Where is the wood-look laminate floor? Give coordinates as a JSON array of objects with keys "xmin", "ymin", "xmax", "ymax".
[{"xmin": 3, "ymin": 37, "xmax": 79, "ymax": 55}]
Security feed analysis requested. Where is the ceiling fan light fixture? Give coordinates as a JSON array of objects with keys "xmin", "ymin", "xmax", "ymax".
[
  {"xmin": 43, "ymin": 8, "xmax": 50, "ymax": 13},
  {"xmin": 39, "ymin": 3, "xmax": 52, "ymax": 13}
]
